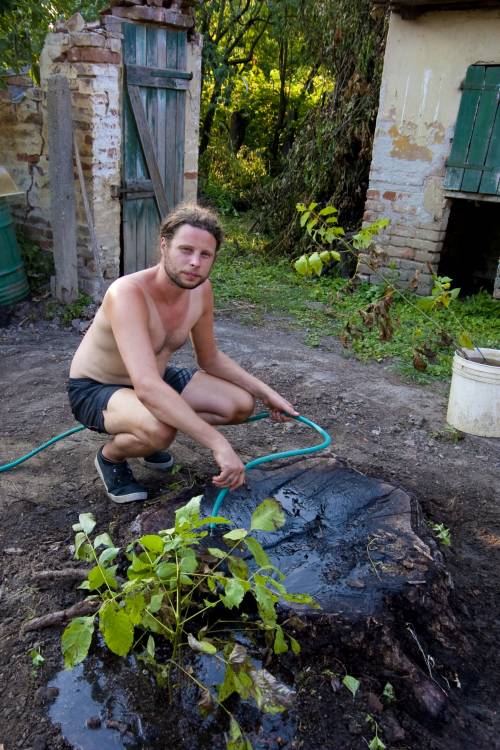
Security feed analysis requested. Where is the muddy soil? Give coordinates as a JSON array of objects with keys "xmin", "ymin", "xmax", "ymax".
[{"xmin": 0, "ymin": 301, "xmax": 499, "ymax": 750}]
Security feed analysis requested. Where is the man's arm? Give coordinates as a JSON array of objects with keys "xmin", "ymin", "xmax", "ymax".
[
  {"xmin": 104, "ymin": 282, "xmax": 245, "ymax": 489},
  {"xmin": 191, "ymin": 284, "xmax": 298, "ymax": 421}
]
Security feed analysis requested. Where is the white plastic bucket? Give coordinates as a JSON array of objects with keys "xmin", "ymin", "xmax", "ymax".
[{"xmin": 447, "ymin": 348, "xmax": 500, "ymax": 437}]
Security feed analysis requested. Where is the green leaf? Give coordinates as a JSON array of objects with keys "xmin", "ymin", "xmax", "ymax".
[
  {"xmin": 155, "ymin": 561, "xmax": 177, "ymax": 581},
  {"xmin": 218, "ymin": 663, "xmax": 237, "ymax": 702},
  {"xmin": 123, "ymin": 592, "xmax": 146, "ymax": 625},
  {"xmin": 254, "ymin": 577, "xmax": 277, "ymax": 625},
  {"xmin": 282, "ymin": 591, "xmax": 320, "ymax": 608},
  {"xmin": 343, "ymin": 674, "xmax": 360, "ymax": 698},
  {"xmin": 228, "ymin": 555, "xmax": 249, "ymax": 581},
  {"xmin": 318, "ymin": 205, "xmax": 337, "ymax": 216},
  {"xmin": 221, "ymin": 578, "xmax": 246, "ymax": 609},
  {"xmin": 458, "ymin": 331, "xmax": 474, "ymax": 349},
  {"xmin": 294, "ymin": 255, "xmax": 310, "ymax": 276},
  {"xmin": 306, "ymin": 217, "xmax": 319, "ymax": 234},
  {"xmin": 149, "ymin": 592, "xmax": 164, "ymax": 613},
  {"xmin": 87, "ymin": 565, "xmax": 118, "ymax": 591},
  {"xmin": 369, "ymin": 736, "xmax": 386, "ymax": 750},
  {"xmin": 244, "ymin": 537, "xmax": 270, "ymax": 568},
  {"xmin": 307, "ymin": 202, "xmax": 318, "ymax": 211},
  {"xmin": 290, "ymin": 636, "xmax": 301, "ymax": 655},
  {"xmin": 416, "ymin": 297, "xmax": 436, "ymax": 312},
  {"xmin": 99, "ymin": 603, "xmax": 134, "ymax": 657},
  {"xmin": 61, "ymin": 616, "xmax": 95, "ymax": 669},
  {"xmin": 187, "ymin": 633, "xmax": 217, "ymax": 655},
  {"xmin": 382, "ymin": 682, "xmax": 395, "ymax": 702},
  {"xmin": 98, "ymin": 547, "xmax": 120, "ymax": 566},
  {"xmin": 146, "ymin": 635, "xmax": 155, "ymax": 659},
  {"xmin": 273, "ymin": 625, "xmax": 288, "ymax": 654},
  {"xmin": 250, "ymin": 498, "xmax": 285, "ymax": 532},
  {"xmin": 179, "ymin": 549, "xmax": 198, "ymax": 574},
  {"xmin": 299, "ymin": 210, "xmax": 311, "ymax": 227},
  {"xmin": 223, "ymin": 528, "xmax": 248, "ymax": 542},
  {"xmin": 175, "ymin": 495, "xmax": 202, "ymax": 531},
  {"xmin": 74, "ymin": 532, "xmax": 94, "ymax": 562},
  {"xmin": 78, "ymin": 513, "xmax": 96, "ymax": 535},
  {"xmin": 139, "ymin": 535, "xmax": 164, "ymax": 554},
  {"xmin": 330, "ymin": 250, "xmax": 341, "ymax": 262},
  {"xmin": 308, "ymin": 251, "xmax": 323, "ymax": 277},
  {"xmin": 93, "ymin": 533, "xmax": 113, "ymax": 549},
  {"xmin": 207, "ymin": 547, "xmax": 226, "ymax": 559}
]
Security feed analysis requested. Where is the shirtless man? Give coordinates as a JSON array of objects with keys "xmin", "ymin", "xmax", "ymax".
[{"xmin": 68, "ymin": 203, "xmax": 297, "ymax": 503}]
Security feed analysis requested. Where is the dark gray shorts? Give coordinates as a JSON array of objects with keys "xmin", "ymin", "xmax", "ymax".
[{"xmin": 67, "ymin": 366, "xmax": 196, "ymax": 433}]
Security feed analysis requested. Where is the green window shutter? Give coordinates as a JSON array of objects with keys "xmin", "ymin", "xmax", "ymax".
[{"xmin": 444, "ymin": 65, "xmax": 500, "ymax": 196}]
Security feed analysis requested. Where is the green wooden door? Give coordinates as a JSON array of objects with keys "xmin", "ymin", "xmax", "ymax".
[
  {"xmin": 444, "ymin": 65, "xmax": 500, "ymax": 196},
  {"xmin": 121, "ymin": 22, "xmax": 191, "ymax": 274}
]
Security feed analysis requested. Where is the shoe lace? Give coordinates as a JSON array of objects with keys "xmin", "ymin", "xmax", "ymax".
[{"xmin": 110, "ymin": 461, "xmax": 134, "ymax": 485}]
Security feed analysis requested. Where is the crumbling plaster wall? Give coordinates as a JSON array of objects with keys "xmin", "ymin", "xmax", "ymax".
[{"xmin": 361, "ymin": 9, "xmax": 500, "ymax": 296}]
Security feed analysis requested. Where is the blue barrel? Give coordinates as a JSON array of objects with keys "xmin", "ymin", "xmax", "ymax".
[{"xmin": 0, "ymin": 198, "xmax": 29, "ymax": 305}]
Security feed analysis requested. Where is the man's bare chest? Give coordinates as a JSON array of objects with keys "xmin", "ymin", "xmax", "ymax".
[{"xmin": 148, "ymin": 297, "xmax": 201, "ymax": 356}]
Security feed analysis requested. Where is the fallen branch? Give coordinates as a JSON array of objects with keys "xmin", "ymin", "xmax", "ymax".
[
  {"xmin": 21, "ymin": 600, "xmax": 99, "ymax": 635},
  {"xmin": 33, "ymin": 568, "xmax": 89, "ymax": 581}
]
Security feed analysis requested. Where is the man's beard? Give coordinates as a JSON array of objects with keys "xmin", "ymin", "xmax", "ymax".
[{"xmin": 163, "ymin": 262, "xmax": 206, "ymax": 290}]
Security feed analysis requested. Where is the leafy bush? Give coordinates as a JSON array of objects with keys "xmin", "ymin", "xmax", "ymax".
[{"xmin": 63, "ymin": 496, "xmax": 317, "ymax": 750}]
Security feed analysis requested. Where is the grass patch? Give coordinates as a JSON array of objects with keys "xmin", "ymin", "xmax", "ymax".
[{"xmin": 212, "ymin": 215, "xmax": 500, "ymax": 381}]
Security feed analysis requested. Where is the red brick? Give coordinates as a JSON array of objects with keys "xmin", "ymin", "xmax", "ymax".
[
  {"xmin": 366, "ymin": 189, "xmax": 380, "ymax": 199},
  {"xmin": 65, "ymin": 48, "xmax": 120, "ymax": 64},
  {"xmin": 16, "ymin": 153, "xmax": 40, "ymax": 164},
  {"xmin": 383, "ymin": 191, "xmax": 397, "ymax": 201}
]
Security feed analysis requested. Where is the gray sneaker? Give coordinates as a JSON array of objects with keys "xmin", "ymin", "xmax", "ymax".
[
  {"xmin": 95, "ymin": 448, "xmax": 148, "ymax": 503},
  {"xmin": 142, "ymin": 450, "xmax": 174, "ymax": 471}
]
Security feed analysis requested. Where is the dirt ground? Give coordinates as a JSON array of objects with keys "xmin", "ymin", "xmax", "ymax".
[{"xmin": 0, "ymin": 300, "xmax": 499, "ymax": 750}]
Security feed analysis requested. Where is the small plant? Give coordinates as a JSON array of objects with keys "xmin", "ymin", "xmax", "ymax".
[
  {"xmin": 62, "ymin": 497, "xmax": 318, "ymax": 750},
  {"xmin": 18, "ymin": 234, "xmax": 54, "ymax": 294},
  {"xmin": 342, "ymin": 674, "xmax": 360, "ymax": 698},
  {"xmin": 60, "ymin": 292, "xmax": 92, "ymax": 326},
  {"xmin": 29, "ymin": 647, "xmax": 45, "ymax": 675},
  {"xmin": 431, "ymin": 522, "xmax": 452, "ymax": 547},
  {"xmin": 382, "ymin": 681, "xmax": 395, "ymax": 703},
  {"xmin": 365, "ymin": 714, "xmax": 386, "ymax": 750}
]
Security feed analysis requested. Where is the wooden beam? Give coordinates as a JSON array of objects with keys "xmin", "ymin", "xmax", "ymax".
[
  {"xmin": 127, "ymin": 83, "xmax": 169, "ymax": 219},
  {"xmin": 47, "ymin": 75, "xmax": 78, "ymax": 303}
]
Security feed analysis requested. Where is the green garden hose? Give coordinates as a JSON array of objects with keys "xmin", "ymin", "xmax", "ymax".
[
  {"xmin": 209, "ymin": 411, "xmax": 331, "ymax": 526},
  {"xmin": 0, "ymin": 425, "xmax": 86, "ymax": 472},
  {"xmin": 0, "ymin": 413, "xmax": 332, "ymax": 524}
]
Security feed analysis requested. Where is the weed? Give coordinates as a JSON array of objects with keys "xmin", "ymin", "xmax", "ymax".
[
  {"xmin": 29, "ymin": 647, "xmax": 44, "ymax": 675},
  {"xmin": 17, "ymin": 234, "xmax": 54, "ymax": 293},
  {"xmin": 382, "ymin": 682, "xmax": 395, "ymax": 702},
  {"xmin": 365, "ymin": 714, "xmax": 386, "ymax": 750},
  {"xmin": 431, "ymin": 522, "xmax": 452, "ymax": 547},
  {"xmin": 44, "ymin": 292, "xmax": 93, "ymax": 326}
]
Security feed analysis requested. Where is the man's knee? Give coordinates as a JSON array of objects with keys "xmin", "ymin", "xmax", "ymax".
[
  {"xmin": 231, "ymin": 392, "xmax": 255, "ymax": 424},
  {"xmin": 141, "ymin": 419, "xmax": 176, "ymax": 450}
]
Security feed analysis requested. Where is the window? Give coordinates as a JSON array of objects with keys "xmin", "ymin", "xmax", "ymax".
[{"xmin": 444, "ymin": 65, "xmax": 500, "ymax": 196}]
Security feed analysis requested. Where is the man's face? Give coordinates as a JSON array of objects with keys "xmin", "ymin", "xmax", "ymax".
[{"xmin": 160, "ymin": 224, "xmax": 217, "ymax": 290}]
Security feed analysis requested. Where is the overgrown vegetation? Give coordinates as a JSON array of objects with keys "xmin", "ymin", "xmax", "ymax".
[
  {"xmin": 0, "ymin": 0, "xmax": 106, "ymax": 81},
  {"xmin": 212, "ymin": 215, "xmax": 499, "ymax": 381},
  {"xmin": 63, "ymin": 496, "xmax": 317, "ymax": 750}
]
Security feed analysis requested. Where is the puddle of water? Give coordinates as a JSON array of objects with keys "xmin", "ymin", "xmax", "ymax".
[{"xmin": 48, "ymin": 640, "xmax": 296, "ymax": 750}]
